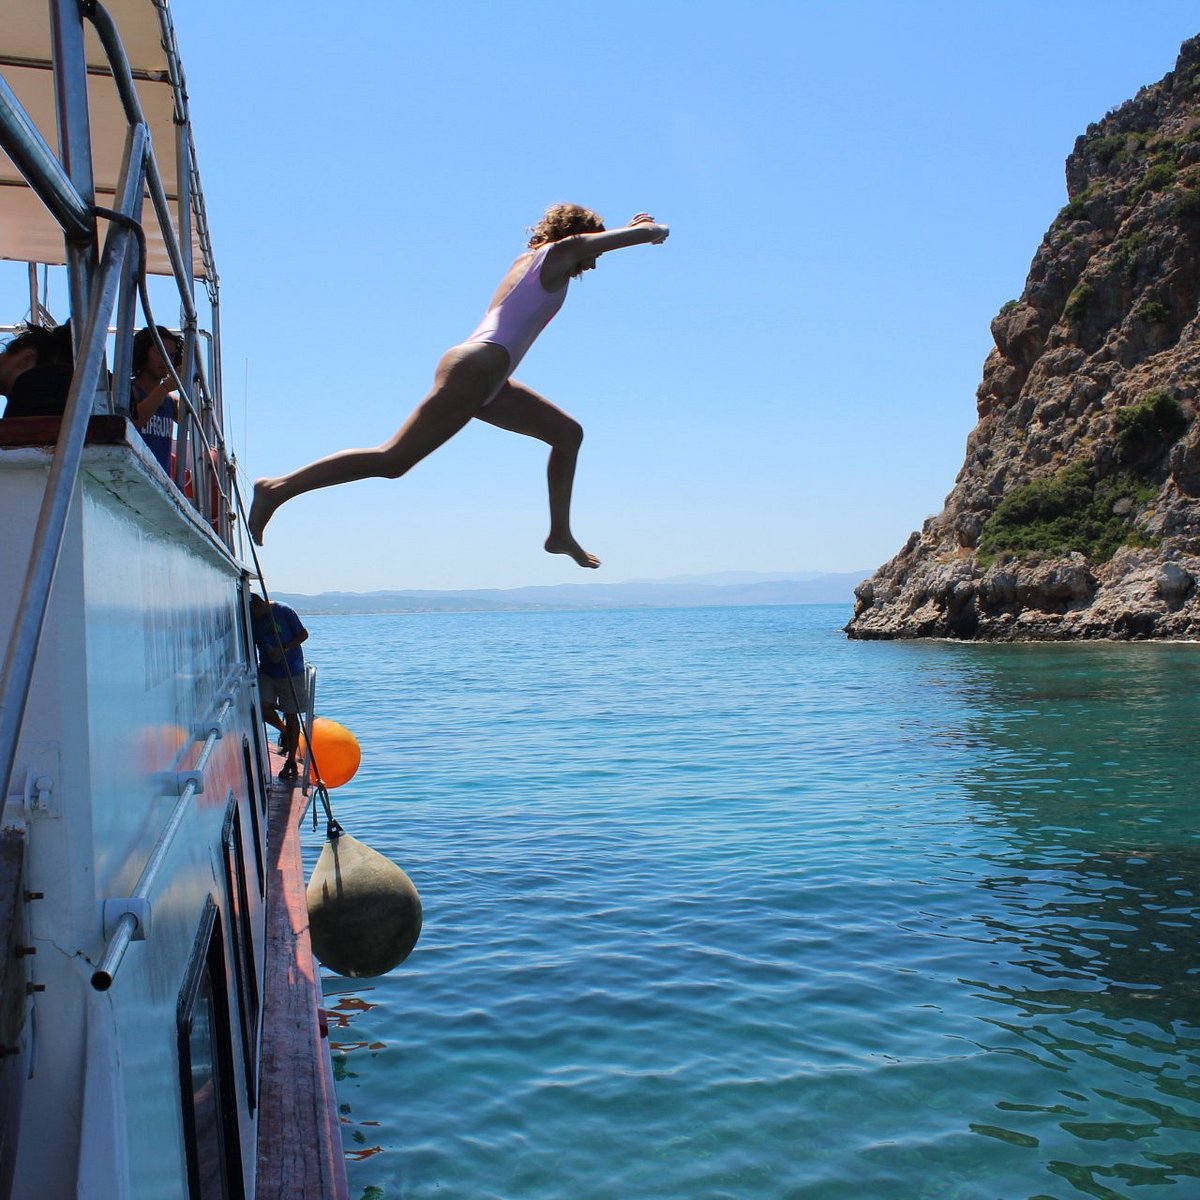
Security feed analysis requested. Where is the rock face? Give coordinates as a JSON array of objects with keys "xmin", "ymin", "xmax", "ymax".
[{"xmin": 847, "ymin": 36, "xmax": 1200, "ymax": 641}]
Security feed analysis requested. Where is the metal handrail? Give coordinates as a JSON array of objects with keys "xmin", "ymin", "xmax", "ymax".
[
  {"xmin": 87, "ymin": 1, "xmax": 197, "ymax": 327},
  {"xmin": 0, "ymin": 0, "xmax": 240, "ymax": 806},
  {"xmin": 0, "ymin": 4, "xmax": 229, "ymax": 529},
  {"xmin": 151, "ymin": 0, "xmax": 221, "ymax": 298},
  {"xmin": 300, "ymin": 665, "xmax": 319, "ymax": 796},
  {"xmin": 0, "ymin": 121, "xmax": 148, "ymax": 818},
  {"xmin": 0, "ymin": 73, "xmax": 92, "ymax": 240},
  {"xmin": 91, "ymin": 696, "xmax": 234, "ymax": 990},
  {"xmin": 87, "ymin": 2, "xmax": 229, "ymax": 531}
]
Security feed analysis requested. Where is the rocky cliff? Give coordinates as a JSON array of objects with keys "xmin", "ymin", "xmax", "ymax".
[{"xmin": 847, "ymin": 35, "xmax": 1200, "ymax": 641}]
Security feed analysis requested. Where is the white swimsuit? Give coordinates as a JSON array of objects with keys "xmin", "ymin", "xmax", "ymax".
[{"xmin": 464, "ymin": 245, "xmax": 568, "ymax": 387}]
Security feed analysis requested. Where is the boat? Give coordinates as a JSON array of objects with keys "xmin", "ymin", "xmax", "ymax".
[{"xmin": 0, "ymin": 2, "xmax": 348, "ymax": 1195}]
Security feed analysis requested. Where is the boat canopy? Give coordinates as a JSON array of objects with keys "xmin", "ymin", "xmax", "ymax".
[{"xmin": 1, "ymin": 0, "xmax": 213, "ymax": 281}]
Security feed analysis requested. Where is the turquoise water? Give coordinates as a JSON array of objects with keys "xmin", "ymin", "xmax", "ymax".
[{"xmin": 302, "ymin": 605, "xmax": 1200, "ymax": 1200}]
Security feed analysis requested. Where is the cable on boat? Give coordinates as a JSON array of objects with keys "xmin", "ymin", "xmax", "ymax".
[
  {"xmin": 72, "ymin": 102, "xmax": 419, "ymax": 983},
  {"xmin": 99, "ymin": 208, "xmax": 421, "ymax": 978},
  {"xmin": 229, "ymin": 469, "xmax": 343, "ymax": 842},
  {"xmin": 85, "ymin": 202, "xmax": 344, "ymax": 838},
  {"xmin": 94, "ymin": 205, "xmax": 336, "ymax": 833},
  {"xmin": 228, "ymin": 473, "xmax": 423, "ymax": 978}
]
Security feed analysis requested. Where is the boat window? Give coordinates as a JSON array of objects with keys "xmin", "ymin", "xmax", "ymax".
[
  {"xmin": 241, "ymin": 738, "xmax": 266, "ymax": 897},
  {"xmin": 222, "ymin": 798, "xmax": 260, "ymax": 1109},
  {"xmin": 237, "ymin": 588, "xmax": 271, "ymax": 822},
  {"xmin": 177, "ymin": 898, "xmax": 245, "ymax": 1200},
  {"xmin": 245, "ymin": 702, "xmax": 270, "ymax": 821},
  {"xmin": 236, "ymin": 586, "xmax": 255, "ymax": 666}
]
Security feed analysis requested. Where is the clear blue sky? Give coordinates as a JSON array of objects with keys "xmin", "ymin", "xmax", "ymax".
[{"xmin": 7, "ymin": 2, "xmax": 1200, "ymax": 592}]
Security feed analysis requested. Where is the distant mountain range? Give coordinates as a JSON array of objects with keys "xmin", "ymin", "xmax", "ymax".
[{"xmin": 276, "ymin": 571, "xmax": 869, "ymax": 615}]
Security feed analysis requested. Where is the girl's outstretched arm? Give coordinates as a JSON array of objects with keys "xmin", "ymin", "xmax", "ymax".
[{"xmin": 543, "ymin": 214, "xmax": 669, "ymax": 286}]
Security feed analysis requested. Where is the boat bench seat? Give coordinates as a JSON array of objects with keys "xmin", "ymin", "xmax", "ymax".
[{"xmin": 0, "ymin": 415, "xmax": 130, "ymax": 450}]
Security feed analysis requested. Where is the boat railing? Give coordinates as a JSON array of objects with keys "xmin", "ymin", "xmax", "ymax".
[
  {"xmin": 0, "ymin": 122, "xmax": 148, "ymax": 841},
  {"xmin": 86, "ymin": 0, "xmax": 230, "ymax": 536},
  {"xmin": 90, "ymin": 689, "xmax": 237, "ymax": 991},
  {"xmin": 300, "ymin": 664, "xmax": 319, "ymax": 796},
  {"xmin": 0, "ymin": 73, "xmax": 92, "ymax": 242},
  {"xmin": 0, "ymin": 0, "xmax": 235, "ymax": 815}
]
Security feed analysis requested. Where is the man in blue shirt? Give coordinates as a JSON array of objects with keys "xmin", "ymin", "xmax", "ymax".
[{"xmin": 249, "ymin": 594, "xmax": 309, "ymax": 780}]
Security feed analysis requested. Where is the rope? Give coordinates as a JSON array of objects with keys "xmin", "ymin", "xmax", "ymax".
[{"xmin": 230, "ymin": 470, "xmax": 342, "ymax": 842}]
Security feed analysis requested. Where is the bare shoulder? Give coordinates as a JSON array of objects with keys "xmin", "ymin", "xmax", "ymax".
[{"xmin": 485, "ymin": 249, "xmax": 541, "ymax": 309}]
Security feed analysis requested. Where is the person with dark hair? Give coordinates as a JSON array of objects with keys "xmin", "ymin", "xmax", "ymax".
[
  {"xmin": 130, "ymin": 326, "xmax": 183, "ymax": 474},
  {"xmin": 0, "ymin": 322, "xmax": 74, "ymax": 419},
  {"xmin": 248, "ymin": 204, "xmax": 669, "ymax": 567}
]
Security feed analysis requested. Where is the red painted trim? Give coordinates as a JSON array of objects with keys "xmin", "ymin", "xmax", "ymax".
[
  {"xmin": 254, "ymin": 756, "xmax": 349, "ymax": 1199},
  {"xmin": 0, "ymin": 415, "xmax": 130, "ymax": 448}
]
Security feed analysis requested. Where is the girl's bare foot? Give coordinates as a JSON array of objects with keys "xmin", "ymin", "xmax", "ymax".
[
  {"xmin": 545, "ymin": 533, "xmax": 600, "ymax": 569},
  {"xmin": 247, "ymin": 478, "xmax": 282, "ymax": 545}
]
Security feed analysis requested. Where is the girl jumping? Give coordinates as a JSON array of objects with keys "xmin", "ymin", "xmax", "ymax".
[{"xmin": 248, "ymin": 204, "xmax": 669, "ymax": 568}]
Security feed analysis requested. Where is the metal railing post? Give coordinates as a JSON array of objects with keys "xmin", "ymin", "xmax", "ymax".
[
  {"xmin": 91, "ymin": 697, "xmax": 233, "ymax": 989},
  {"xmin": 0, "ymin": 75, "xmax": 91, "ymax": 242},
  {"xmin": 48, "ymin": 0, "xmax": 99, "ymax": 319},
  {"xmin": 0, "ymin": 123, "xmax": 148, "ymax": 809},
  {"xmin": 300, "ymin": 665, "xmax": 318, "ymax": 796}
]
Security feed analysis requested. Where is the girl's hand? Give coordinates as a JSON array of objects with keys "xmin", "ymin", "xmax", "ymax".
[{"xmin": 629, "ymin": 213, "xmax": 669, "ymax": 244}]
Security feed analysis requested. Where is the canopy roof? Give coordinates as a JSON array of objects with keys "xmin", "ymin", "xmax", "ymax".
[{"xmin": 0, "ymin": 0, "xmax": 211, "ymax": 280}]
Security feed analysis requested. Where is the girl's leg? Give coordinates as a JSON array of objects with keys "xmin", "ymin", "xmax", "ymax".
[
  {"xmin": 474, "ymin": 380, "xmax": 599, "ymax": 569},
  {"xmin": 248, "ymin": 345, "xmax": 506, "ymax": 543}
]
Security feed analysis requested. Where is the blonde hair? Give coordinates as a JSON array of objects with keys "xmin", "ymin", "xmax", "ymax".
[{"xmin": 527, "ymin": 203, "xmax": 605, "ymax": 248}]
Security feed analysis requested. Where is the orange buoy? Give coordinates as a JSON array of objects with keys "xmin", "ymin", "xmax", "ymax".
[{"xmin": 301, "ymin": 717, "xmax": 361, "ymax": 789}]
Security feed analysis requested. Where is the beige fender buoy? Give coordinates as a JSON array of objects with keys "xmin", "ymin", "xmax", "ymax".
[{"xmin": 306, "ymin": 832, "xmax": 422, "ymax": 977}]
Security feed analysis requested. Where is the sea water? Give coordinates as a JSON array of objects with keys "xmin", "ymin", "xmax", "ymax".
[{"xmin": 299, "ymin": 605, "xmax": 1200, "ymax": 1200}]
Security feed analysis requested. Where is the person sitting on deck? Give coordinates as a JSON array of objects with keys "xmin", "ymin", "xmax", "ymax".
[
  {"xmin": 130, "ymin": 326, "xmax": 183, "ymax": 475},
  {"xmin": 0, "ymin": 322, "xmax": 74, "ymax": 419},
  {"xmin": 249, "ymin": 593, "xmax": 310, "ymax": 781},
  {"xmin": 247, "ymin": 204, "xmax": 669, "ymax": 568}
]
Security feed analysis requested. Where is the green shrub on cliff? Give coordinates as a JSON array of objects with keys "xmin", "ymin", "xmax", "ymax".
[
  {"xmin": 1064, "ymin": 283, "xmax": 1093, "ymax": 322},
  {"xmin": 1112, "ymin": 229, "xmax": 1147, "ymax": 276},
  {"xmin": 1135, "ymin": 299, "xmax": 1170, "ymax": 323},
  {"xmin": 1059, "ymin": 185, "xmax": 1101, "ymax": 222},
  {"xmin": 978, "ymin": 463, "xmax": 1153, "ymax": 563},
  {"xmin": 1090, "ymin": 132, "xmax": 1143, "ymax": 166},
  {"xmin": 1131, "ymin": 161, "xmax": 1177, "ymax": 200},
  {"xmin": 1115, "ymin": 388, "xmax": 1187, "ymax": 466},
  {"xmin": 1174, "ymin": 187, "xmax": 1200, "ymax": 218}
]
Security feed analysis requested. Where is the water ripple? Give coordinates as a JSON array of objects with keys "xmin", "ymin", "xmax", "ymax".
[{"xmin": 309, "ymin": 607, "xmax": 1200, "ymax": 1200}]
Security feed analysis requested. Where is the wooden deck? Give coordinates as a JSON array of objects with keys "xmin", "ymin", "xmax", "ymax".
[{"xmin": 255, "ymin": 763, "xmax": 348, "ymax": 1199}]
